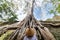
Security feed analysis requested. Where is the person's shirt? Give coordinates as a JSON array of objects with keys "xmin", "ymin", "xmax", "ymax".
[{"xmin": 23, "ymin": 35, "xmax": 37, "ymax": 40}]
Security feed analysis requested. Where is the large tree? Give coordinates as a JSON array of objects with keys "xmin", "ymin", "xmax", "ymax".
[{"xmin": 0, "ymin": 0, "xmax": 55, "ymax": 40}]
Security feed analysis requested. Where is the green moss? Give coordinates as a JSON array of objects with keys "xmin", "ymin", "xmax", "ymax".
[{"xmin": 0, "ymin": 30, "xmax": 14, "ymax": 40}]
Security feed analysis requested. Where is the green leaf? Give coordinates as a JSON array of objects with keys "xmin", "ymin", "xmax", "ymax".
[
  {"xmin": 1, "ymin": 3, "xmax": 8, "ymax": 10},
  {"xmin": 0, "ymin": 15, "xmax": 2, "ymax": 18},
  {"xmin": 0, "ymin": 6, "xmax": 2, "ymax": 12},
  {"xmin": 50, "ymin": 10, "xmax": 54, "ymax": 13},
  {"xmin": 0, "ymin": 0, "xmax": 3, "ymax": 2},
  {"xmin": 58, "ymin": 0, "xmax": 60, "ymax": 1},
  {"xmin": 56, "ymin": 4, "xmax": 60, "ymax": 13}
]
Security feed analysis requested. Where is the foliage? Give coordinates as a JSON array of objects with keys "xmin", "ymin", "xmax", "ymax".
[
  {"xmin": 50, "ymin": 10, "xmax": 54, "ymax": 13},
  {"xmin": 50, "ymin": 0, "xmax": 60, "ymax": 15},
  {"xmin": 56, "ymin": 4, "xmax": 60, "ymax": 13},
  {"xmin": 0, "ymin": 0, "xmax": 18, "ymax": 23}
]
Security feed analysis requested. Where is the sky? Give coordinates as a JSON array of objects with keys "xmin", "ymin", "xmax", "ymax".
[{"xmin": 33, "ymin": 1, "xmax": 54, "ymax": 21}]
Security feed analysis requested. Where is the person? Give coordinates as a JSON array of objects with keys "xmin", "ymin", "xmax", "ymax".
[
  {"xmin": 23, "ymin": 27, "xmax": 56, "ymax": 40},
  {"xmin": 23, "ymin": 27, "xmax": 37, "ymax": 40}
]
